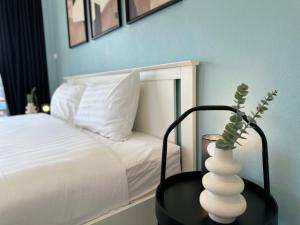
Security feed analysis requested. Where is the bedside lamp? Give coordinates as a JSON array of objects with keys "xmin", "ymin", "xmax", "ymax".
[{"xmin": 41, "ymin": 104, "xmax": 50, "ymax": 113}]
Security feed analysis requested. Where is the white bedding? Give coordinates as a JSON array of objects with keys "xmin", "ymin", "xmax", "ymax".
[
  {"xmin": 0, "ymin": 114, "xmax": 181, "ymax": 225},
  {"xmin": 0, "ymin": 114, "xmax": 129, "ymax": 225},
  {"xmin": 88, "ymin": 132, "xmax": 181, "ymax": 201}
]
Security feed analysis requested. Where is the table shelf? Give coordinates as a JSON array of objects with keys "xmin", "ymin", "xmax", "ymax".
[{"xmin": 156, "ymin": 171, "xmax": 278, "ymax": 225}]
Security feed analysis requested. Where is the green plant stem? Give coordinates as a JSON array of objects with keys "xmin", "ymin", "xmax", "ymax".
[{"xmin": 238, "ymin": 100, "xmax": 269, "ymax": 137}]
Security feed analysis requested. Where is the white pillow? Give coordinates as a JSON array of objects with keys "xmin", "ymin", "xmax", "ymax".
[
  {"xmin": 74, "ymin": 71, "xmax": 140, "ymax": 141},
  {"xmin": 51, "ymin": 83, "xmax": 85, "ymax": 122}
]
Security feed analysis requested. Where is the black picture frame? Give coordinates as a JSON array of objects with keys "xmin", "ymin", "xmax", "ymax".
[
  {"xmin": 88, "ymin": 0, "xmax": 122, "ymax": 39},
  {"xmin": 65, "ymin": 0, "xmax": 89, "ymax": 48},
  {"xmin": 126, "ymin": 0, "xmax": 182, "ymax": 24}
]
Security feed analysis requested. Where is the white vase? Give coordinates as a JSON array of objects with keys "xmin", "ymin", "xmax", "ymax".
[
  {"xmin": 199, "ymin": 142, "xmax": 247, "ymax": 224},
  {"xmin": 25, "ymin": 103, "xmax": 37, "ymax": 114}
]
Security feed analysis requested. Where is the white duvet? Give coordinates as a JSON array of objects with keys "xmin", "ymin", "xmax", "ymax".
[{"xmin": 0, "ymin": 114, "xmax": 129, "ymax": 225}]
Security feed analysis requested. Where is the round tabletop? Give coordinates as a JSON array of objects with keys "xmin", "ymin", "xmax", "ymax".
[{"xmin": 156, "ymin": 171, "xmax": 278, "ymax": 225}]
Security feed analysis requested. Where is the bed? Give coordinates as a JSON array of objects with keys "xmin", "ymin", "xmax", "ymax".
[{"xmin": 0, "ymin": 60, "xmax": 199, "ymax": 225}]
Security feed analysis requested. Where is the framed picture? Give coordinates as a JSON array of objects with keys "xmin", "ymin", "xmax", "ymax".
[
  {"xmin": 126, "ymin": 0, "xmax": 182, "ymax": 24},
  {"xmin": 66, "ymin": 0, "xmax": 89, "ymax": 48},
  {"xmin": 88, "ymin": 0, "xmax": 122, "ymax": 39}
]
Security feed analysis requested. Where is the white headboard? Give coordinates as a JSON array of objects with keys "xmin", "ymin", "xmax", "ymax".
[{"xmin": 64, "ymin": 60, "xmax": 199, "ymax": 172}]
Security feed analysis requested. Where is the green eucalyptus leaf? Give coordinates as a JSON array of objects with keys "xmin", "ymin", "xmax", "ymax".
[
  {"xmin": 234, "ymin": 122, "xmax": 244, "ymax": 129},
  {"xmin": 27, "ymin": 94, "xmax": 33, "ymax": 103},
  {"xmin": 216, "ymin": 139, "xmax": 234, "ymax": 150},
  {"xmin": 225, "ymin": 128, "xmax": 240, "ymax": 139},
  {"xmin": 223, "ymin": 132, "xmax": 236, "ymax": 145},
  {"xmin": 267, "ymin": 94, "xmax": 274, "ymax": 101},
  {"xmin": 222, "ymin": 136, "xmax": 234, "ymax": 146},
  {"xmin": 240, "ymin": 130, "xmax": 249, "ymax": 134},
  {"xmin": 216, "ymin": 139, "xmax": 227, "ymax": 147},
  {"xmin": 226, "ymin": 123, "xmax": 238, "ymax": 131},
  {"xmin": 235, "ymin": 93, "xmax": 244, "ymax": 100},
  {"xmin": 237, "ymin": 111, "xmax": 245, "ymax": 116},
  {"xmin": 257, "ymin": 106, "xmax": 264, "ymax": 113},
  {"xmin": 238, "ymin": 90, "xmax": 248, "ymax": 96},
  {"xmin": 225, "ymin": 124, "xmax": 240, "ymax": 136},
  {"xmin": 238, "ymin": 83, "xmax": 249, "ymax": 91},
  {"xmin": 247, "ymin": 116, "xmax": 256, "ymax": 124},
  {"xmin": 230, "ymin": 114, "xmax": 243, "ymax": 123},
  {"xmin": 238, "ymin": 99, "xmax": 246, "ymax": 104}
]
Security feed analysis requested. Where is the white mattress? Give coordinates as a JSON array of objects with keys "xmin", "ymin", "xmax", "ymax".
[{"xmin": 0, "ymin": 114, "xmax": 181, "ymax": 225}]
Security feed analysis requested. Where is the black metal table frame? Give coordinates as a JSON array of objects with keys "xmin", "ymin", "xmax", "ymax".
[{"xmin": 159, "ymin": 105, "xmax": 271, "ymax": 201}]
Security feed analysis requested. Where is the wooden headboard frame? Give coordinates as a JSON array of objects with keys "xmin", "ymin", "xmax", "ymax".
[{"xmin": 64, "ymin": 60, "xmax": 199, "ymax": 172}]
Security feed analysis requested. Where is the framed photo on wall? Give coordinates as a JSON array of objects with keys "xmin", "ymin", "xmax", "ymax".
[
  {"xmin": 88, "ymin": 0, "xmax": 122, "ymax": 39},
  {"xmin": 66, "ymin": 0, "xmax": 89, "ymax": 48},
  {"xmin": 126, "ymin": 0, "xmax": 182, "ymax": 24}
]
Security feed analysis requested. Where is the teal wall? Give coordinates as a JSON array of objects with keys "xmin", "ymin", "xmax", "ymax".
[{"xmin": 42, "ymin": 0, "xmax": 300, "ymax": 224}]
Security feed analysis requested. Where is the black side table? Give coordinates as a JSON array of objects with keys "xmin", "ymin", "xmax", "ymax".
[
  {"xmin": 156, "ymin": 105, "xmax": 278, "ymax": 225},
  {"xmin": 156, "ymin": 171, "xmax": 278, "ymax": 225}
]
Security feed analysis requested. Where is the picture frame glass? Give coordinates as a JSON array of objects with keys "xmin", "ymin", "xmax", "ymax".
[
  {"xmin": 89, "ymin": 0, "xmax": 121, "ymax": 38},
  {"xmin": 66, "ymin": 0, "xmax": 88, "ymax": 47},
  {"xmin": 126, "ymin": 0, "xmax": 181, "ymax": 23}
]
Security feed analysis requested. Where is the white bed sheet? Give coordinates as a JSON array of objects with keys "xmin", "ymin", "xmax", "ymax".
[
  {"xmin": 0, "ymin": 114, "xmax": 181, "ymax": 225},
  {"xmin": 86, "ymin": 132, "xmax": 181, "ymax": 202}
]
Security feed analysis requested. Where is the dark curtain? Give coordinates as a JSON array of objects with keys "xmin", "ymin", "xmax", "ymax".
[{"xmin": 0, "ymin": 0, "xmax": 50, "ymax": 115}]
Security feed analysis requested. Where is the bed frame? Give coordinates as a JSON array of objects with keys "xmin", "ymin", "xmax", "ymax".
[{"xmin": 64, "ymin": 60, "xmax": 199, "ymax": 225}]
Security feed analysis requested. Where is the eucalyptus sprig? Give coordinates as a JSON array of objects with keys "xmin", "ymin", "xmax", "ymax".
[
  {"xmin": 26, "ymin": 87, "xmax": 36, "ymax": 104},
  {"xmin": 216, "ymin": 84, "xmax": 278, "ymax": 151}
]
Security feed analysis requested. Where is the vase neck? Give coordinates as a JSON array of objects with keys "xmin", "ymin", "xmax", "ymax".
[{"xmin": 214, "ymin": 147, "xmax": 233, "ymax": 161}]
